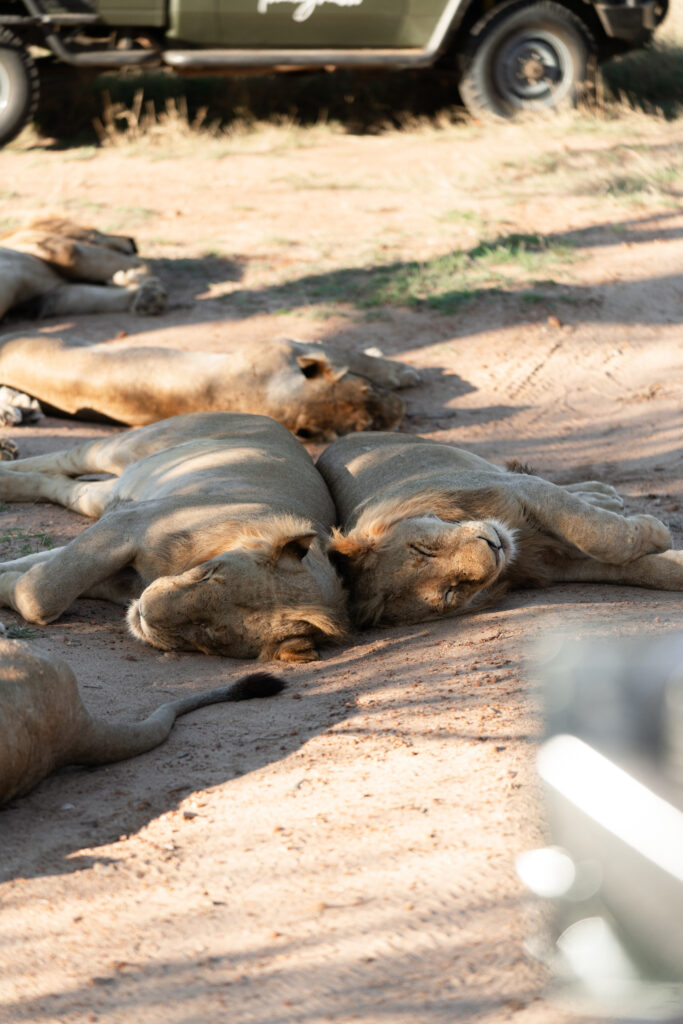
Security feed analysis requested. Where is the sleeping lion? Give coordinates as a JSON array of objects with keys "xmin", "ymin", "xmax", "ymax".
[
  {"xmin": 0, "ymin": 635, "xmax": 285, "ymax": 803},
  {"xmin": 0, "ymin": 216, "xmax": 166, "ymax": 320},
  {"xmin": 0, "ymin": 413, "xmax": 348, "ymax": 661},
  {"xmin": 317, "ymin": 432, "xmax": 682, "ymax": 626},
  {"xmin": 0, "ymin": 332, "xmax": 419, "ymax": 440}
]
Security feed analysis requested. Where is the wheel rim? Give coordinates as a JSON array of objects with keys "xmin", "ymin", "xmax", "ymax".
[
  {"xmin": 0, "ymin": 61, "xmax": 11, "ymax": 116},
  {"xmin": 494, "ymin": 27, "xmax": 575, "ymax": 109}
]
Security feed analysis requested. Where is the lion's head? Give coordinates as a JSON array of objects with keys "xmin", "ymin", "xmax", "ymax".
[
  {"xmin": 2, "ymin": 216, "xmax": 138, "ymax": 257},
  {"xmin": 262, "ymin": 342, "xmax": 405, "ymax": 441},
  {"xmin": 126, "ymin": 522, "xmax": 347, "ymax": 661},
  {"xmin": 329, "ymin": 509, "xmax": 517, "ymax": 626}
]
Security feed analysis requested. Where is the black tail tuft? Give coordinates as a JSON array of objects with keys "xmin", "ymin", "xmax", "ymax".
[{"xmin": 229, "ymin": 672, "xmax": 287, "ymax": 701}]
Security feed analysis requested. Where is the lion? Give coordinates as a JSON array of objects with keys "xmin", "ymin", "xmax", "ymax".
[
  {"xmin": 316, "ymin": 432, "xmax": 682, "ymax": 626},
  {"xmin": 0, "ymin": 331, "xmax": 419, "ymax": 439},
  {"xmin": 0, "ymin": 412, "xmax": 348, "ymax": 661},
  {"xmin": 0, "ymin": 216, "xmax": 166, "ymax": 320},
  {"xmin": 0, "ymin": 635, "xmax": 285, "ymax": 804}
]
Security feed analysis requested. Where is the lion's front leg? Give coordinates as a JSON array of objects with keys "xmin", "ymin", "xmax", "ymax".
[
  {"xmin": 514, "ymin": 475, "xmax": 671, "ymax": 564},
  {"xmin": 0, "ymin": 524, "xmax": 136, "ymax": 624},
  {"xmin": 561, "ymin": 480, "xmax": 624, "ymax": 513}
]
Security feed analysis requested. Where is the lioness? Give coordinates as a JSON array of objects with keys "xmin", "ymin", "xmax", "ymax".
[
  {"xmin": 0, "ymin": 332, "xmax": 418, "ymax": 439},
  {"xmin": 317, "ymin": 433, "xmax": 682, "ymax": 626},
  {"xmin": 0, "ymin": 413, "xmax": 348, "ymax": 660},
  {"xmin": 0, "ymin": 635, "xmax": 284, "ymax": 803},
  {"xmin": 0, "ymin": 216, "xmax": 166, "ymax": 320}
]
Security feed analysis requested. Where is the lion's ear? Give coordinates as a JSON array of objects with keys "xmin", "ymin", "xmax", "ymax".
[
  {"xmin": 273, "ymin": 532, "xmax": 317, "ymax": 563},
  {"xmin": 296, "ymin": 354, "xmax": 347, "ymax": 383},
  {"xmin": 270, "ymin": 636, "xmax": 320, "ymax": 663},
  {"xmin": 328, "ymin": 531, "xmax": 375, "ymax": 579}
]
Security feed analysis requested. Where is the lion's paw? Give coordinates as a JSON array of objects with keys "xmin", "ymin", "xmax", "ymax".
[
  {"xmin": 131, "ymin": 277, "xmax": 167, "ymax": 316},
  {"xmin": 577, "ymin": 488, "xmax": 624, "ymax": 512},
  {"xmin": 626, "ymin": 515, "xmax": 672, "ymax": 560},
  {"xmin": 112, "ymin": 265, "xmax": 151, "ymax": 289},
  {"xmin": 584, "ymin": 494, "xmax": 624, "ymax": 512},
  {"xmin": 0, "ymin": 387, "xmax": 43, "ymax": 427},
  {"xmin": 387, "ymin": 362, "xmax": 421, "ymax": 389},
  {"xmin": 0, "ymin": 439, "xmax": 18, "ymax": 461}
]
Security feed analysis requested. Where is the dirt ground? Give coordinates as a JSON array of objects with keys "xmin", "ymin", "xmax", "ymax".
[{"xmin": 0, "ymin": 108, "xmax": 682, "ymax": 1024}]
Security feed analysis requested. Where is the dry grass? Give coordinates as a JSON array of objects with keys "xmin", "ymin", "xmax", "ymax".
[{"xmin": 92, "ymin": 91, "xmax": 225, "ymax": 146}]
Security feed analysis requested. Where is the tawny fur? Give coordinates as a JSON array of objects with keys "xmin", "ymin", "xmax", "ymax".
[
  {"xmin": 317, "ymin": 432, "xmax": 681, "ymax": 627},
  {"xmin": 0, "ymin": 216, "xmax": 166, "ymax": 321},
  {"xmin": 0, "ymin": 636, "xmax": 285, "ymax": 803},
  {"xmin": 0, "ymin": 413, "xmax": 348, "ymax": 661},
  {"xmin": 0, "ymin": 332, "xmax": 418, "ymax": 439}
]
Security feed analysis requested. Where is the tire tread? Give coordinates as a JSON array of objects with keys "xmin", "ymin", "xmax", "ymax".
[
  {"xmin": 0, "ymin": 27, "xmax": 40, "ymax": 147},
  {"xmin": 459, "ymin": 0, "xmax": 595, "ymax": 119}
]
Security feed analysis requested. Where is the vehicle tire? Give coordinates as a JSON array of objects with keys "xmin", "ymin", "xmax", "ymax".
[
  {"xmin": 460, "ymin": 1, "xmax": 594, "ymax": 119},
  {"xmin": 0, "ymin": 28, "xmax": 39, "ymax": 147}
]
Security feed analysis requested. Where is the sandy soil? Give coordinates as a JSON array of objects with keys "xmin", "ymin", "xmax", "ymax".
[{"xmin": 0, "ymin": 112, "xmax": 682, "ymax": 1024}]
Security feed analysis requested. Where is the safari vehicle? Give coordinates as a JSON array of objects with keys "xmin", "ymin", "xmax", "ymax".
[{"xmin": 0, "ymin": 0, "xmax": 667, "ymax": 145}]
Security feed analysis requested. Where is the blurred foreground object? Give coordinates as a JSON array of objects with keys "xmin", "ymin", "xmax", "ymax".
[{"xmin": 518, "ymin": 632, "xmax": 683, "ymax": 1021}]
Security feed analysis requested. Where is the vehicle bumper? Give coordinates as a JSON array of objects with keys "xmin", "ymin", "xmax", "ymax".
[{"xmin": 594, "ymin": 0, "xmax": 658, "ymax": 41}]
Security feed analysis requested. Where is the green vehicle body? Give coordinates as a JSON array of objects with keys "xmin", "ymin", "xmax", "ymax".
[
  {"xmin": 96, "ymin": 0, "xmax": 455, "ymax": 49},
  {"xmin": 0, "ymin": 0, "xmax": 668, "ymax": 141},
  {"xmin": 0, "ymin": 0, "xmax": 663, "ymax": 59}
]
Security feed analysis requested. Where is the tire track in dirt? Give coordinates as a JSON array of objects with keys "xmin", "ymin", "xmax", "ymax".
[{"xmin": 504, "ymin": 338, "xmax": 566, "ymax": 403}]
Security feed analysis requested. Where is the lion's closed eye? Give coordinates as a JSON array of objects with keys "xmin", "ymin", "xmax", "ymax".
[{"xmin": 409, "ymin": 544, "xmax": 437, "ymax": 558}]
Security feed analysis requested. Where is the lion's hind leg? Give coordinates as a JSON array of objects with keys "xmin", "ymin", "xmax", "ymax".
[
  {"xmin": 547, "ymin": 549, "xmax": 683, "ymax": 591},
  {"xmin": 1, "ymin": 434, "xmax": 126, "ymax": 479},
  {"xmin": 0, "ymin": 466, "xmax": 116, "ymax": 518},
  {"xmin": 39, "ymin": 281, "xmax": 165, "ymax": 318},
  {"xmin": 519, "ymin": 476, "xmax": 671, "ymax": 564}
]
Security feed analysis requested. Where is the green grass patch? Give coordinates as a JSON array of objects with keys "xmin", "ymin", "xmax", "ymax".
[
  {"xmin": 438, "ymin": 209, "xmax": 485, "ymax": 227},
  {"xmin": 111, "ymin": 205, "xmax": 158, "ymax": 221},
  {"xmin": 3, "ymin": 624, "xmax": 40, "ymax": 639},
  {"xmin": 228, "ymin": 232, "xmax": 577, "ymax": 316},
  {"xmin": 0, "ymin": 528, "xmax": 54, "ymax": 557},
  {"xmin": 64, "ymin": 197, "xmax": 107, "ymax": 212},
  {"xmin": 274, "ymin": 175, "xmax": 372, "ymax": 191}
]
